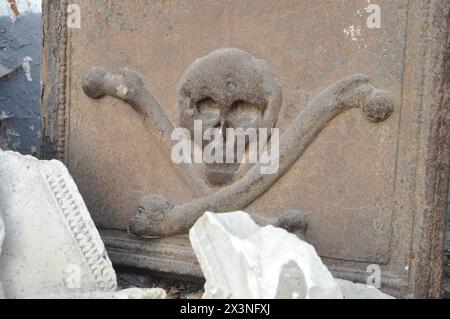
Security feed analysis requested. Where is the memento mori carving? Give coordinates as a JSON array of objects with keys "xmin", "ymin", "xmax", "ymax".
[
  {"xmin": 178, "ymin": 49, "xmax": 282, "ymax": 185},
  {"xmin": 82, "ymin": 48, "xmax": 394, "ymax": 238}
]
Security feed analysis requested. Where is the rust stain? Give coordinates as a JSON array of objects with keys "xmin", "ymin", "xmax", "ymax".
[{"xmin": 6, "ymin": 0, "xmax": 20, "ymax": 17}]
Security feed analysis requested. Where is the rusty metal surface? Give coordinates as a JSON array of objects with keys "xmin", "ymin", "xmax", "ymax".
[{"xmin": 41, "ymin": 0, "xmax": 450, "ymax": 298}]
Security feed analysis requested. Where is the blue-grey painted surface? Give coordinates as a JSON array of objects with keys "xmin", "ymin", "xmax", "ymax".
[{"xmin": 0, "ymin": 12, "xmax": 41, "ymax": 157}]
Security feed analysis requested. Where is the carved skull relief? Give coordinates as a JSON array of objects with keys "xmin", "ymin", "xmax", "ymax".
[
  {"xmin": 178, "ymin": 49, "xmax": 282, "ymax": 185},
  {"xmin": 82, "ymin": 48, "xmax": 394, "ymax": 238}
]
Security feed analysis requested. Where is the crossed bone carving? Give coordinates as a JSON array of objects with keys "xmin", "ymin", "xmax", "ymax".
[{"xmin": 82, "ymin": 48, "xmax": 394, "ymax": 238}]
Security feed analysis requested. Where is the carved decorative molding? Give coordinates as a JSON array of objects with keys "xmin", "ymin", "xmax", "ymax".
[
  {"xmin": 42, "ymin": 164, "xmax": 117, "ymax": 291},
  {"xmin": 41, "ymin": 0, "xmax": 70, "ymax": 162}
]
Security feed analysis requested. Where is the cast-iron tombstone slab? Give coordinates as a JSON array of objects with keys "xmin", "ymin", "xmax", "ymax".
[{"xmin": 41, "ymin": 0, "xmax": 450, "ymax": 298}]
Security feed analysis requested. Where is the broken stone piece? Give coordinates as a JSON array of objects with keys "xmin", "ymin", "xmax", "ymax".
[
  {"xmin": 189, "ymin": 211, "xmax": 343, "ymax": 299},
  {"xmin": 27, "ymin": 288, "xmax": 167, "ymax": 300},
  {"xmin": 0, "ymin": 150, "xmax": 117, "ymax": 299},
  {"xmin": 336, "ymin": 279, "xmax": 395, "ymax": 299}
]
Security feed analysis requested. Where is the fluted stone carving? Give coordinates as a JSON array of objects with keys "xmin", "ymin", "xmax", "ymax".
[{"xmin": 0, "ymin": 150, "xmax": 117, "ymax": 298}]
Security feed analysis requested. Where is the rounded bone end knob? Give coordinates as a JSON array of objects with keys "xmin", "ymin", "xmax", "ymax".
[
  {"xmin": 362, "ymin": 88, "xmax": 394, "ymax": 123},
  {"xmin": 128, "ymin": 195, "xmax": 175, "ymax": 238},
  {"xmin": 81, "ymin": 67, "xmax": 108, "ymax": 99}
]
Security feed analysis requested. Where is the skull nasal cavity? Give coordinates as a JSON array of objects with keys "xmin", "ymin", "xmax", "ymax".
[{"xmin": 231, "ymin": 100, "xmax": 246, "ymax": 111}]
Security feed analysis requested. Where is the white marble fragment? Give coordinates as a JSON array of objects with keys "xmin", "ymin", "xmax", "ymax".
[
  {"xmin": 189, "ymin": 211, "xmax": 343, "ymax": 299},
  {"xmin": 0, "ymin": 150, "xmax": 117, "ymax": 299},
  {"xmin": 336, "ymin": 279, "xmax": 395, "ymax": 299},
  {"xmin": 27, "ymin": 288, "xmax": 167, "ymax": 299}
]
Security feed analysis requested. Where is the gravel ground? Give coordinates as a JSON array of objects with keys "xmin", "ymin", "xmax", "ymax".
[{"xmin": 116, "ymin": 251, "xmax": 450, "ymax": 299}]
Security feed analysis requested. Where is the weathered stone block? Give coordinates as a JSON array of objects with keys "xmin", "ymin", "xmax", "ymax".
[
  {"xmin": 190, "ymin": 211, "xmax": 343, "ymax": 299},
  {"xmin": 41, "ymin": 0, "xmax": 450, "ymax": 298},
  {"xmin": 0, "ymin": 150, "xmax": 117, "ymax": 298}
]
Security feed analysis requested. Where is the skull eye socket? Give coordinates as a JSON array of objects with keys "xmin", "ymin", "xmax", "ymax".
[
  {"xmin": 196, "ymin": 97, "xmax": 220, "ymax": 121},
  {"xmin": 227, "ymin": 100, "xmax": 260, "ymax": 128}
]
